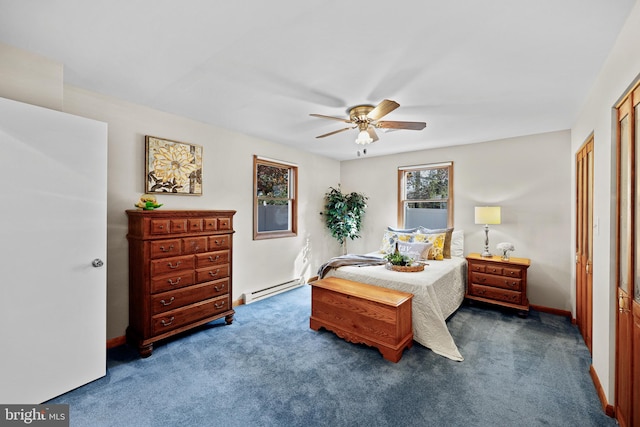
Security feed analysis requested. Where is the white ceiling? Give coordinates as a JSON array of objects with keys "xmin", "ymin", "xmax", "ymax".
[{"xmin": 0, "ymin": 1, "xmax": 635, "ymax": 160}]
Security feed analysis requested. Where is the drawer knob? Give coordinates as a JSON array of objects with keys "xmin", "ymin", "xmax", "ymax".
[
  {"xmin": 168, "ymin": 261, "xmax": 181, "ymax": 269},
  {"xmin": 168, "ymin": 277, "xmax": 182, "ymax": 286},
  {"xmin": 160, "ymin": 245, "xmax": 174, "ymax": 253},
  {"xmin": 160, "ymin": 316, "xmax": 175, "ymax": 327},
  {"xmin": 214, "ymin": 239, "xmax": 225, "ymax": 246},
  {"xmin": 209, "ymin": 269, "xmax": 220, "ymax": 277},
  {"xmin": 160, "ymin": 297, "xmax": 175, "ymax": 306},
  {"xmin": 214, "ymin": 301, "xmax": 226, "ymax": 309},
  {"xmin": 214, "ymin": 283, "xmax": 226, "ymax": 292},
  {"xmin": 208, "ymin": 255, "xmax": 220, "ymax": 262}
]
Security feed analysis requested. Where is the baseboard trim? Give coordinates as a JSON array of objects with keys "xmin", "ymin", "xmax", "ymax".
[
  {"xmin": 530, "ymin": 304, "xmax": 571, "ymax": 318},
  {"xmin": 107, "ymin": 335, "xmax": 126, "ymax": 349},
  {"xmin": 589, "ymin": 365, "xmax": 616, "ymax": 418}
]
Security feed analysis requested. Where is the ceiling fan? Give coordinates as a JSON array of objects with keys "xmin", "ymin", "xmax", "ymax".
[{"xmin": 310, "ymin": 99, "xmax": 426, "ymax": 145}]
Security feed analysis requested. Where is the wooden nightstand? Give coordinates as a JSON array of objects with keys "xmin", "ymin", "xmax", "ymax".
[{"xmin": 465, "ymin": 253, "xmax": 531, "ymax": 317}]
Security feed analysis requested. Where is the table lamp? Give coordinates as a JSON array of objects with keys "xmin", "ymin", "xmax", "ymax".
[{"xmin": 475, "ymin": 206, "xmax": 501, "ymax": 257}]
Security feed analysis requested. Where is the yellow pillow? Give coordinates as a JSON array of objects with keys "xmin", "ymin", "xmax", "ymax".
[{"xmin": 414, "ymin": 232, "xmax": 446, "ymax": 260}]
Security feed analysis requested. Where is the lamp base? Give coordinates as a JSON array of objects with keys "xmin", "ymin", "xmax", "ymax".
[{"xmin": 481, "ymin": 250, "xmax": 492, "ymax": 257}]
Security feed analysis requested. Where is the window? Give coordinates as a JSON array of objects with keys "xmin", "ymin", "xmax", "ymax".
[
  {"xmin": 253, "ymin": 155, "xmax": 297, "ymax": 239},
  {"xmin": 398, "ymin": 162, "xmax": 453, "ymax": 229}
]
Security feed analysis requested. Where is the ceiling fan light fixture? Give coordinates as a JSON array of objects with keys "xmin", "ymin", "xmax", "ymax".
[{"xmin": 355, "ymin": 129, "xmax": 373, "ymax": 145}]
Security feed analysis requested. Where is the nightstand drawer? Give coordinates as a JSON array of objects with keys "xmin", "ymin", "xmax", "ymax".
[
  {"xmin": 470, "ymin": 263, "xmax": 486, "ymax": 273},
  {"xmin": 485, "ymin": 265, "xmax": 503, "ymax": 275},
  {"xmin": 468, "ymin": 283, "xmax": 522, "ymax": 305},
  {"xmin": 503, "ymin": 267, "xmax": 523, "ymax": 278},
  {"xmin": 470, "ymin": 272, "xmax": 522, "ymax": 291}
]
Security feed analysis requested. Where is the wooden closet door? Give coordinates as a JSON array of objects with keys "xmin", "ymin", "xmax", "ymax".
[
  {"xmin": 632, "ymin": 85, "xmax": 640, "ymax": 427},
  {"xmin": 615, "ymin": 88, "xmax": 637, "ymax": 427},
  {"xmin": 576, "ymin": 137, "xmax": 593, "ymax": 352}
]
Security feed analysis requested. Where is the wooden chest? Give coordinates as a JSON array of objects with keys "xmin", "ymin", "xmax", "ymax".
[
  {"xmin": 310, "ymin": 277, "xmax": 413, "ymax": 362},
  {"xmin": 465, "ymin": 253, "xmax": 531, "ymax": 316},
  {"xmin": 126, "ymin": 209, "xmax": 236, "ymax": 357}
]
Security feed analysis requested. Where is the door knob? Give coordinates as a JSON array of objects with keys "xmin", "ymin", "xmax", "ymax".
[{"xmin": 92, "ymin": 259, "xmax": 104, "ymax": 268}]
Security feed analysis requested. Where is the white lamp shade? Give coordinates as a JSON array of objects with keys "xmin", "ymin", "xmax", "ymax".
[
  {"xmin": 475, "ymin": 206, "xmax": 501, "ymax": 225},
  {"xmin": 355, "ymin": 130, "xmax": 373, "ymax": 145}
]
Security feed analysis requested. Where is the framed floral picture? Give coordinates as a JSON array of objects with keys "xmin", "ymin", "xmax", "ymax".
[{"xmin": 145, "ymin": 135, "xmax": 202, "ymax": 195}]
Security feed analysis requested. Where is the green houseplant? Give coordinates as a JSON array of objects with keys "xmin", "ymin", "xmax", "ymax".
[{"xmin": 323, "ymin": 186, "xmax": 368, "ymax": 254}]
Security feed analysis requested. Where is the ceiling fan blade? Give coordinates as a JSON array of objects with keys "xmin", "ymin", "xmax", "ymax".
[
  {"xmin": 310, "ymin": 113, "xmax": 351, "ymax": 123},
  {"xmin": 315, "ymin": 127, "xmax": 353, "ymax": 138},
  {"xmin": 367, "ymin": 99, "xmax": 400, "ymax": 120},
  {"xmin": 376, "ymin": 120, "xmax": 426, "ymax": 130},
  {"xmin": 367, "ymin": 127, "xmax": 379, "ymax": 142}
]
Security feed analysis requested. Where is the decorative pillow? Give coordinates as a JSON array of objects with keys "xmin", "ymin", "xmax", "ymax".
[
  {"xmin": 418, "ymin": 227, "xmax": 453, "ymax": 258},
  {"xmin": 451, "ymin": 230, "xmax": 464, "ymax": 257},
  {"xmin": 379, "ymin": 230, "xmax": 415, "ymax": 254},
  {"xmin": 397, "ymin": 241, "xmax": 433, "ymax": 261},
  {"xmin": 413, "ymin": 232, "xmax": 446, "ymax": 260},
  {"xmin": 387, "ymin": 226, "xmax": 419, "ymax": 233}
]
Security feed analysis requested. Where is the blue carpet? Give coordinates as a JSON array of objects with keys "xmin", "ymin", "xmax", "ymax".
[{"xmin": 49, "ymin": 285, "xmax": 615, "ymax": 427}]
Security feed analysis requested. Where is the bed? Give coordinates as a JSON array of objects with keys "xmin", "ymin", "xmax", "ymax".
[{"xmin": 320, "ymin": 229, "xmax": 467, "ymax": 361}]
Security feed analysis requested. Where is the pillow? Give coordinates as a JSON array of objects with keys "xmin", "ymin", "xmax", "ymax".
[
  {"xmin": 379, "ymin": 230, "xmax": 415, "ymax": 254},
  {"xmin": 397, "ymin": 241, "xmax": 433, "ymax": 261},
  {"xmin": 418, "ymin": 227, "xmax": 453, "ymax": 258},
  {"xmin": 387, "ymin": 226, "xmax": 419, "ymax": 233},
  {"xmin": 451, "ymin": 230, "xmax": 464, "ymax": 257},
  {"xmin": 413, "ymin": 232, "xmax": 446, "ymax": 260}
]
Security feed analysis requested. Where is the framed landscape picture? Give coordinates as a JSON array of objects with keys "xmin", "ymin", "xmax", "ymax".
[{"xmin": 145, "ymin": 135, "xmax": 202, "ymax": 195}]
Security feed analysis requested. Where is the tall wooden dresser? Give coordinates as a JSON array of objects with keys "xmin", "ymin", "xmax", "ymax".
[{"xmin": 126, "ymin": 209, "xmax": 236, "ymax": 357}]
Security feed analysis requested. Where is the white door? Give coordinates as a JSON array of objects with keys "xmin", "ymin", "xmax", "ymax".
[{"xmin": 0, "ymin": 97, "xmax": 107, "ymax": 403}]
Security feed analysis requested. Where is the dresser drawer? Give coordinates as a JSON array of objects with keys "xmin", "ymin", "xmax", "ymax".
[
  {"xmin": 151, "ymin": 271, "xmax": 195, "ymax": 293},
  {"xmin": 209, "ymin": 235, "xmax": 231, "ymax": 250},
  {"xmin": 218, "ymin": 217, "xmax": 231, "ymax": 230},
  {"xmin": 171, "ymin": 219, "xmax": 187, "ymax": 233},
  {"xmin": 151, "ymin": 281, "xmax": 228, "ymax": 314},
  {"xmin": 188, "ymin": 218, "xmax": 203, "ymax": 232},
  {"xmin": 204, "ymin": 218, "xmax": 218, "ymax": 231},
  {"xmin": 183, "ymin": 236, "xmax": 208, "ymax": 254},
  {"xmin": 196, "ymin": 250, "xmax": 230, "ymax": 268},
  {"xmin": 150, "ymin": 255, "xmax": 195, "ymax": 276},
  {"xmin": 196, "ymin": 264, "xmax": 229, "ymax": 283},
  {"xmin": 468, "ymin": 283, "xmax": 522, "ymax": 305},
  {"xmin": 150, "ymin": 239, "xmax": 182, "ymax": 259},
  {"xmin": 151, "ymin": 296, "xmax": 230, "ymax": 335},
  {"xmin": 470, "ymin": 272, "xmax": 522, "ymax": 291},
  {"xmin": 150, "ymin": 219, "xmax": 170, "ymax": 234}
]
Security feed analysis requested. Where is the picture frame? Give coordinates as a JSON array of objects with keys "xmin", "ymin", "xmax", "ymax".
[{"xmin": 145, "ymin": 135, "xmax": 202, "ymax": 195}]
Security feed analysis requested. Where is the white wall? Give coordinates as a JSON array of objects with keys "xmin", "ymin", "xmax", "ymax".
[
  {"xmin": 571, "ymin": 0, "xmax": 640, "ymax": 405},
  {"xmin": 62, "ymin": 87, "xmax": 341, "ymax": 339},
  {"xmin": 0, "ymin": 43, "xmax": 342, "ymax": 340},
  {"xmin": 340, "ymin": 131, "xmax": 572, "ymax": 310}
]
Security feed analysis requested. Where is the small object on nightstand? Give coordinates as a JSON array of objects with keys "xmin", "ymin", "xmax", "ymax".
[{"xmin": 465, "ymin": 253, "xmax": 530, "ymax": 317}]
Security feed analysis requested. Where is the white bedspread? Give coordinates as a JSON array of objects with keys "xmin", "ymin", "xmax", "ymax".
[{"xmin": 324, "ymin": 255, "xmax": 466, "ymax": 361}]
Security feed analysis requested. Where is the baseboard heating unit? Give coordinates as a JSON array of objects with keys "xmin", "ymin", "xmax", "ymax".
[{"xmin": 243, "ymin": 278, "xmax": 304, "ymax": 304}]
